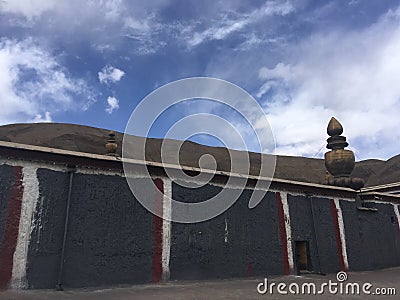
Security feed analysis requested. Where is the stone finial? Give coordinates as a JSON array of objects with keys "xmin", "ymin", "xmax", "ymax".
[
  {"xmin": 324, "ymin": 117, "xmax": 364, "ymax": 190},
  {"xmin": 106, "ymin": 131, "xmax": 118, "ymax": 156},
  {"xmin": 327, "ymin": 117, "xmax": 343, "ymax": 136},
  {"xmin": 326, "ymin": 117, "xmax": 348, "ymax": 150}
]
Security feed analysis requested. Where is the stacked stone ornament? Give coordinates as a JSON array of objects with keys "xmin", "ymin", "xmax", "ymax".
[{"xmin": 324, "ymin": 117, "xmax": 364, "ymax": 190}]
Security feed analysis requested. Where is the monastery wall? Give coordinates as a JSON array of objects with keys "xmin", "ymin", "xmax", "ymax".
[{"xmin": 1, "ymin": 158, "xmax": 399, "ymax": 290}]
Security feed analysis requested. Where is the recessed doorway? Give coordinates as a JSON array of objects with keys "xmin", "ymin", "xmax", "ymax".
[{"xmin": 295, "ymin": 241, "xmax": 310, "ymax": 274}]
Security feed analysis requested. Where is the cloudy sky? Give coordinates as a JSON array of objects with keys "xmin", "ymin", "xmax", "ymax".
[{"xmin": 0, "ymin": 0, "xmax": 399, "ymax": 160}]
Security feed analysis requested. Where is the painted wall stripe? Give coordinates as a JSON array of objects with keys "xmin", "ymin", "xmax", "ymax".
[
  {"xmin": 161, "ymin": 178, "xmax": 172, "ymax": 281},
  {"xmin": 334, "ymin": 198, "xmax": 349, "ymax": 271},
  {"xmin": 0, "ymin": 166, "xmax": 24, "ymax": 290},
  {"xmin": 393, "ymin": 204, "xmax": 400, "ymax": 239},
  {"xmin": 152, "ymin": 178, "xmax": 164, "ymax": 283},
  {"xmin": 11, "ymin": 167, "xmax": 40, "ymax": 289},
  {"xmin": 330, "ymin": 199, "xmax": 349, "ymax": 271},
  {"xmin": 281, "ymin": 192, "xmax": 294, "ymax": 273},
  {"xmin": 276, "ymin": 192, "xmax": 294, "ymax": 275}
]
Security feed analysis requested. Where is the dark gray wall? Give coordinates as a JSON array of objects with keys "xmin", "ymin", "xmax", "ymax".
[
  {"xmin": 26, "ymin": 168, "xmax": 70, "ymax": 289},
  {"xmin": 341, "ymin": 201, "xmax": 400, "ymax": 271},
  {"xmin": 170, "ymin": 185, "xmax": 284, "ymax": 280},
  {"xmin": 288, "ymin": 195, "xmax": 342, "ymax": 274},
  {"xmin": 27, "ymin": 169, "xmax": 154, "ymax": 288},
  {"xmin": 1, "ymin": 164, "xmax": 399, "ymax": 289},
  {"xmin": 0, "ymin": 164, "xmax": 16, "ymax": 252},
  {"xmin": 62, "ymin": 174, "xmax": 154, "ymax": 288}
]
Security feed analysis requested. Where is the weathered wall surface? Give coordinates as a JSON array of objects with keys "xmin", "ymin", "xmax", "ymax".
[
  {"xmin": 170, "ymin": 186, "xmax": 283, "ymax": 280},
  {"xmin": 0, "ymin": 165, "xmax": 15, "ymax": 251},
  {"xmin": 288, "ymin": 195, "xmax": 342, "ymax": 275},
  {"xmin": 26, "ymin": 168, "xmax": 69, "ymax": 289},
  {"xmin": 27, "ymin": 170, "xmax": 155, "ymax": 288},
  {"xmin": 62, "ymin": 174, "xmax": 154, "ymax": 288},
  {"xmin": 1, "ymin": 159, "xmax": 400, "ymax": 290},
  {"xmin": 0, "ymin": 165, "xmax": 21, "ymax": 290},
  {"xmin": 341, "ymin": 201, "xmax": 400, "ymax": 271}
]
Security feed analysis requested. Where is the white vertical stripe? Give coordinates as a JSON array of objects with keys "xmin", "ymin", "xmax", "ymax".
[
  {"xmin": 161, "ymin": 178, "xmax": 172, "ymax": 281},
  {"xmin": 393, "ymin": 204, "xmax": 400, "ymax": 234},
  {"xmin": 11, "ymin": 167, "xmax": 39, "ymax": 289},
  {"xmin": 334, "ymin": 198, "xmax": 349, "ymax": 271},
  {"xmin": 280, "ymin": 192, "xmax": 294, "ymax": 272}
]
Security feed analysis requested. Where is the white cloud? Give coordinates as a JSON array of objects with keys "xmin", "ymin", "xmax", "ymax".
[
  {"xmin": 105, "ymin": 96, "xmax": 119, "ymax": 114},
  {"xmin": 98, "ymin": 65, "xmax": 125, "ymax": 84},
  {"xmin": 103, "ymin": 0, "xmax": 124, "ymax": 21},
  {"xmin": 1, "ymin": 0, "xmax": 165, "ymax": 55},
  {"xmin": 0, "ymin": 38, "xmax": 95, "ymax": 124},
  {"xmin": 122, "ymin": 11, "xmax": 168, "ymax": 55},
  {"xmin": 0, "ymin": 0, "xmax": 56, "ymax": 20},
  {"xmin": 186, "ymin": 1, "xmax": 295, "ymax": 47},
  {"xmin": 124, "ymin": 14, "xmax": 153, "ymax": 32},
  {"xmin": 0, "ymin": 0, "xmax": 125, "ymax": 21},
  {"xmin": 31, "ymin": 111, "xmax": 52, "ymax": 123},
  {"xmin": 258, "ymin": 7, "xmax": 400, "ymax": 159},
  {"xmin": 0, "ymin": 1, "xmax": 293, "ymax": 55}
]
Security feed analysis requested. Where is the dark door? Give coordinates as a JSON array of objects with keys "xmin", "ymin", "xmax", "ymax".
[{"xmin": 295, "ymin": 241, "xmax": 310, "ymax": 274}]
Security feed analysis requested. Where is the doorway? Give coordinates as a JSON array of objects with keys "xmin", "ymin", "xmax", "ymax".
[{"xmin": 295, "ymin": 241, "xmax": 310, "ymax": 274}]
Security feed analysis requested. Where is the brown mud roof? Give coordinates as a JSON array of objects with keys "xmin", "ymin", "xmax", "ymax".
[{"xmin": 0, "ymin": 122, "xmax": 397, "ymax": 187}]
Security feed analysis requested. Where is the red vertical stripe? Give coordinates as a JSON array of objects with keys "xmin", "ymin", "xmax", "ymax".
[
  {"xmin": 0, "ymin": 166, "xmax": 24, "ymax": 290},
  {"xmin": 276, "ymin": 192, "xmax": 290, "ymax": 275},
  {"xmin": 330, "ymin": 199, "xmax": 346, "ymax": 271},
  {"xmin": 152, "ymin": 178, "xmax": 163, "ymax": 283}
]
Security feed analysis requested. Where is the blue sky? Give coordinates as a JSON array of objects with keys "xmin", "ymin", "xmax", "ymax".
[{"xmin": 0, "ymin": 0, "xmax": 399, "ymax": 160}]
